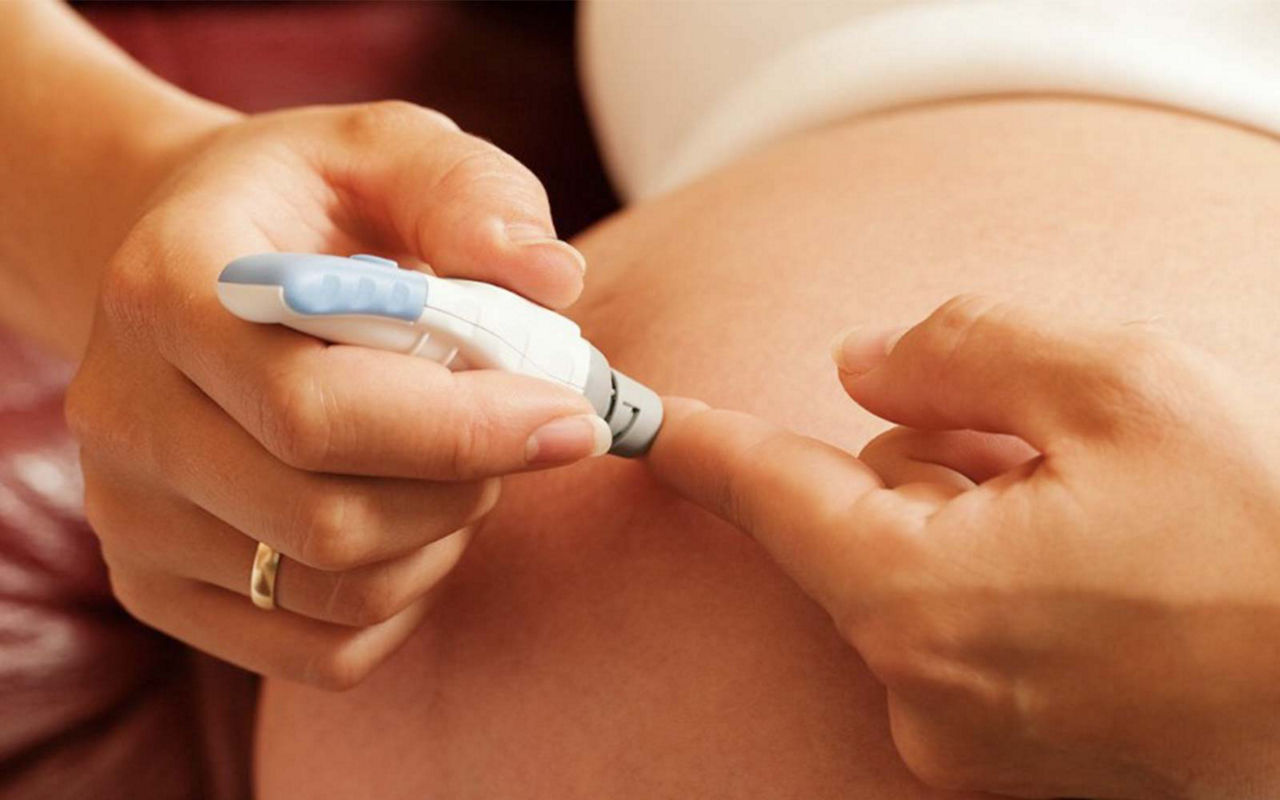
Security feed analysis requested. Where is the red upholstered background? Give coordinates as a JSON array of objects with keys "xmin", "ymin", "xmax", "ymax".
[{"xmin": 0, "ymin": 5, "xmax": 614, "ymax": 798}]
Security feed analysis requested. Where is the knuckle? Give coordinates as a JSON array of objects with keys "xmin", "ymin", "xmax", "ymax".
[
  {"xmin": 715, "ymin": 418, "xmax": 793, "ymax": 531},
  {"xmin": 442, "ymin": 421, "xmax": 477, "ymax": 478},
  {"xmin": 435, "ymin": 138, "xmax": 545, "ymax": 210},
  {"xmin": 439, "ymin": 143, "xmax": 532, "ymax": 194},
  {"xmin": 304, "ymin": 642, "xmax": 380, "ymax": 692},
  {"xmin": 79, "ymin": 482, "xmax": 166, "ymax": 574},
  {"xmin": 840, "ymin": 487, "xmax": 915, "ymax": 566},
  {"xmin": 294, "ymin": 486, "xmax": 370, "ymax": 570},
  {"xmin": 97, "ymin": 254, "xmax": 156, "ymax": 332},
  {"xmin": 876, "ymin": 629, "xmax": 1018, "ymax": 793},
  {"xmin": 925, "ymin": 294, "xmax": 1014, "ymax": 366},
  {"xmin": 257, "ymin": 369, "xmax": 333, "ymax": 471},
  {"xmin": 897, "ymin": 741, "xmax": 977, "ymax": 793},
  {"xmin": 438, "ymin": 410, "xmax": 499, "ymax": 479},
  {"xmin": 463, "ymin": 478, "xmax": 502, "ymax": 524},
  {"xmin": 857, "ymin": 427, "xmax": 912, "ymax": 471},
  {"xmin": 104, "ymin": 564, "xmax": 151, "ymax": 623},
  {"xmin": 844, "ymin": 601, "xmax": 935, "ymax": 687},
  {"xmin": 339, "ymin": 100, "xmax": 445, "ymax": 143},
  {"xmin": 333, "ymin": 531, "xmax": 469, "ymax": 627},
  {"xmin": 1091, "ymin": 330, "xmax": 1198, "ymax": 431},
  {"xmin": 97, "ymin": 220, "xmax": 179, "ymax": 337},
  {"xmin": 79, "ymin": 480, "xmax": 144, "ymax": 563},
  {"xmin": 889, "ymin": 703, "xmax": 992, "ymax": 793},
  {"xmin": 932, "ymin": 293, "xmax": 1003, "ymax": 332},
  {"xmin": 415, "ymin": 107, "xmax": 460, "ymax": 132},
  {"xmin": 343, "ymin": 572, "xmax": 409, "ymax": 627},
  {"xmin": 65, "ymin": 362, "xmax": 143, "ymax": 460},
  {"xmin": 417, "ymin": 528, "xmax": 472, "ymax": 587}
]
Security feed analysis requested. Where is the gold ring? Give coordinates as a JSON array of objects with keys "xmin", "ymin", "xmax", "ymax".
[{"xmin": 250, "ymin": 541, "xmax": 282, "ymax": 610}]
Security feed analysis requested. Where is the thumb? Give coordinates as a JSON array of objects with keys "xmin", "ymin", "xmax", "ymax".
[
  {"xmin": 832, "ymin": 295, "xmax": 1148, "ymax": 451},
  {"xmin": 311, "ymin": 102, "xmax": 585, "ymax": 309}
]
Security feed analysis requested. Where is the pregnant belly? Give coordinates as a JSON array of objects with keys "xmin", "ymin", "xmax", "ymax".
[
  {"xmin": 252, "ymin": 130, "xmax": 942, "ymax": 800},
  {"xmin": 251, "ymin": 293, "xmax": 918, "ymax": 797},
  {"xmin": 254, "ymin": 98, "xmax": 1280, "ymax": 799}
]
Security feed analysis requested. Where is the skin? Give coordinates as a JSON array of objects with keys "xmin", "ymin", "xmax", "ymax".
[
  {"xmin": 257, "ymin": 100, "xmax": 1280, "ymax": 798},
  {"xmin": 653, "ymin": 298, "xmax": 1280, "ymax": 798},
  {"xmin": 6, "ymin": 1, "xmax": 1280, "ymax": 797},
  {"xmin": 3, "ymin": 0, "xmax": 610, "ymax": 688}
]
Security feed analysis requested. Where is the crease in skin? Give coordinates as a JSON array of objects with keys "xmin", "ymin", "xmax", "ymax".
[{"xmin": 257, "ymin": 98, "xmax": 1280, "ymax": 799}]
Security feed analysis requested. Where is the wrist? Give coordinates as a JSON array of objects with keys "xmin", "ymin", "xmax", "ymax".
[
  {"xmin": 39, "ymin": 101, "xmax": 242, "ymax": 358},
  {"xmin": 0, "ymin": 0, "xmax": 246, "ymax": 356},
  {"xmin": 107, "ymin": 98, "xmax": 243, "ymax": 250}
]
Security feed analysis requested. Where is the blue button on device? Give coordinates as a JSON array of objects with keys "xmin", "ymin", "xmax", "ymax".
[{"xmin": 219, "ymin": 253, "xmax": 428, "ymax": 322}]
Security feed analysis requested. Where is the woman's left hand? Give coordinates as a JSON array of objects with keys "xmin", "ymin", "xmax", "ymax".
[{"xmin": 647, "ymin": 295, "xmax": 1280, "ymax": 799}]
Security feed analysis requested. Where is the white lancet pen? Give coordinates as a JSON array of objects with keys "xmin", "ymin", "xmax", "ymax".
[{"xmin": 216, "ymin": 252, "xmax": 663, "ymax": 457}]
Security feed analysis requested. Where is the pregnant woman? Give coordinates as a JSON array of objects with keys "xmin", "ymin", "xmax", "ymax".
[{"xmin": 5, "ymin": 1, "xmax": 1280, "ymax": 797}]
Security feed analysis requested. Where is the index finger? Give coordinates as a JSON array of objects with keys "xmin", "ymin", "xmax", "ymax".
[
  {"xmin": 190, "ymin": 317, "xmax": 600, "ymax": 480},
  {"xmin": 125, "ymin": 221, "xmax": 601, "ymax": 480},
  {"xmin": 304, "ymin": 102, "xmax": 586, "ymax": 309},
  {"xmin": 645, "ymin": 398, "xmax": 911, "ymax": 612}
]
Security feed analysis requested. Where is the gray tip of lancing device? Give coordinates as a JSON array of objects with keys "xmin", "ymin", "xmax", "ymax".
[{"xmin": 582, "ymin": 346, "xmax": 664, "ymax": 457}]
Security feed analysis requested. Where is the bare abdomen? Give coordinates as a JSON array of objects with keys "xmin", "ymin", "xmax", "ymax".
[{"xmin": 256, "ymin": 98, "xmax": 1280, "ymax": 799}]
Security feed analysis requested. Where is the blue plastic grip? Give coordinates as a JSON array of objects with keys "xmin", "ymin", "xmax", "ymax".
[{"xmin": 219, "ymin": 253, "xmax": 428, "ymax": 322}]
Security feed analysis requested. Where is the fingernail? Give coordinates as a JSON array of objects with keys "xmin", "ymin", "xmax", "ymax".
[
  {"xmin": 831, "ymin": 325, "xmax": 908, "ymax": 375},
  {"xmin": 525, "ymin": 414, "xmax": 612, "ymax": 464},
  {"xmin": 505, "ymin": 225, "xmax": 587, "ymax": 274}
]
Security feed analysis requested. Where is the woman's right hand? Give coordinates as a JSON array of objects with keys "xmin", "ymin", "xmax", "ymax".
[
  {"xmin": 649, "ymin": 296, "xmax": 1280, "ymax": 797},
  {"xmin": 66, "ymin": 102, "xmax": 610, "ymax": 689}
]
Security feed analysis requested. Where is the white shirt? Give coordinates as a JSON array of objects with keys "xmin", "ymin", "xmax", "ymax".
[{"xmin": 580, "ymin": 1, "xmax": 1280, "ymax": 201}]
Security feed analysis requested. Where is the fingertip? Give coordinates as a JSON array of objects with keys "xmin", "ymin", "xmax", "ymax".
[
  {"xmin": 830, "ymin": 324, "xmax": 909, "ymax": 376},
  {"xmin": 660, "ymin": 396, "xmax": 711, "ymax": 422},
  {"xmin": 649, "ymin": 397, "xmax": 714, "ymax": 454},
  {"xmin": 524, "ymin": 413, "xmax": 612, "ymax": 466},
  {"xmin": 496, "ymin": 229, "xmax": 586, "ymax": 309},
  {"xmin": 505, "ymin": 226, "xmax": 587, "ymax": 271},
  {"xmin": 509, "ymin": 240, "xmax": 586, "ymax": 309},
  {"xmin": 415, "ymin": 215, "xmax": 585, "ymax": 309},
  {"xmin": 836, "ymin": 366, "xmax": 883, "ymax": 416}
]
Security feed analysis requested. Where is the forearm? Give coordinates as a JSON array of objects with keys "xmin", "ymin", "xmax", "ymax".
[{"xmin": 0, "ymin": 0, "xmax": 239, "ymax": 357}]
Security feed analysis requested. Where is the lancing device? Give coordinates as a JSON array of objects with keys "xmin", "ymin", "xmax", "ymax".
[{"xmin": 216, "ymin": 253, "xmax": 663, "ymax": 457}]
